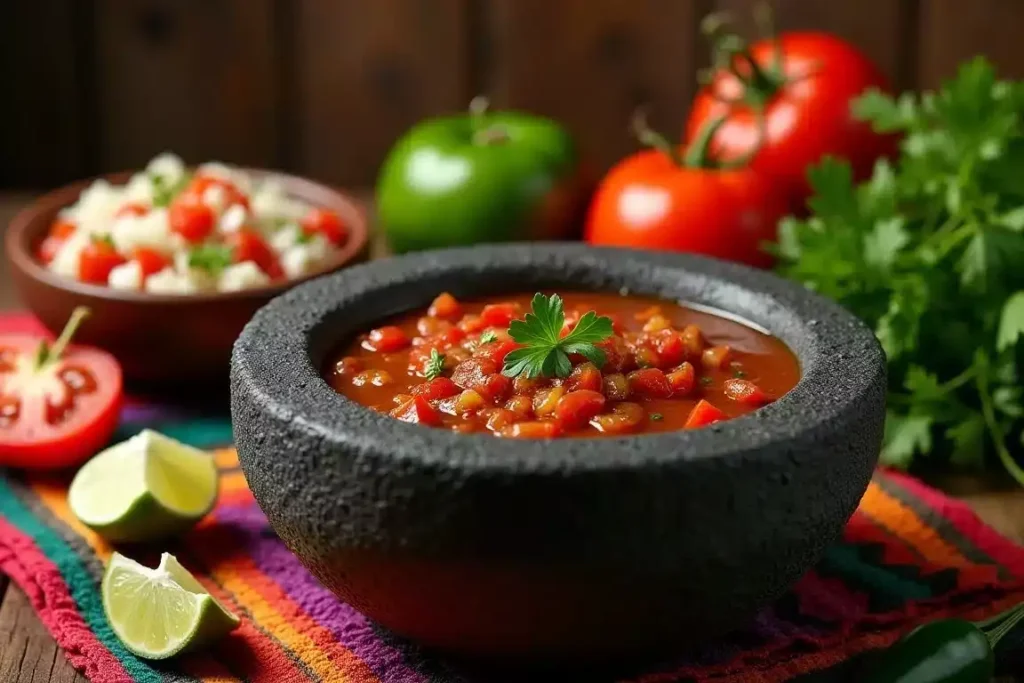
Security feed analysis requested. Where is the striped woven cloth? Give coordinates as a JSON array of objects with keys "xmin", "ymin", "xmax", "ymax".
[{"xmin": 1, "ymin": 314, "xmax": 1023, "ymax": 682}]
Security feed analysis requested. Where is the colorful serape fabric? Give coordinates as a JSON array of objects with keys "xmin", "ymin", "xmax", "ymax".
[{"xmin": 1, "ymin": 313, "xmax": 1022, "ymax": 682}]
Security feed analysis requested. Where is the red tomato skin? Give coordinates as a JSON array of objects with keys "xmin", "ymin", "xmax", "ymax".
[
  {"xmin": 554, "ymin": 390, "xmax": 606, "ymax": 430},
  {"xmin": 185, "ymin": 174, "xmax": 250, "ymax": 210},
  {"xmin": 131, "ymin": 247, "xmax": 171, "ymax": 278},
  {"xmin": 626, "ymin": 368, "xmax": 673, "ymax": 399},
  {"xmin": 79, "ymin": 241, "xmax": 127, "ymax": 284},
  {"xmin": 226, "ymin": 229, "xmax": 283, "ymax": 279},
  {"xmin": 684, "ymin": 399, "xmax": 728, "ymax": 429},
  {"xmin": 301, "ymin": 208, "xmax": 348, "ymax": 245},
  {"xmin": 390, "ymin": 396, "xmax": 441, "ymax": 426},
  {"xmin": 473, "ymin": 340, "xmax": 520, "ymax": 366},
  {"xmin": 480, "ymin": 303, "xmax": 521, "ymax": 328},
  {"xmin": 0, "ymin": 338, "xmax": 123, "ymax": 470},
  {"xmin": 686, "ymin": 32, "xmax": 899, "ymax": 208},
  {"xmin": 412, "ymin": 377, "xmax": 460, "ymax": 400},
  {"xmin": 429, "ymin": 293, "xmax": 462, "ymax": 320},
  {"xmin": 723, "ymin": 378, "xmax": 772, "ymax": 406},
  {"xmin": 584, "ymin": 151, "xmax": 789, "ymax": 269},
  {"xmin": 169, "ymin": 198, "xmax": 216, "ymax": 243},
  {"xmin": 366, "ymin": 326, "xmax": 410, "ymax": 353}
]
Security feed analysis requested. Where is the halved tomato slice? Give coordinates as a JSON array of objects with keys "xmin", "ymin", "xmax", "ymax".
[{"xmin": 0, "ymin": 308, "xmax": 122, "ymax": 469}]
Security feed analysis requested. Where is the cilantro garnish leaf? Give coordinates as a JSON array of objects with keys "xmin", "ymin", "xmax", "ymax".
[
  {"xmin": 479, "ymin": 330, "xmax": 497, "ymax": 344},
  {"xmin": 150, "ymin": 171, "xmax": 190, "ymax": 208},
  {"xmin": 776, "ymin": 57, "xmax": 1024, "ymax": 485},
  {"xmin": 187, "ymin": 245, "xmax": 233, "ymax": 275},
  {"xmin": 501, "ymin": 293, "xmax": 614, "ymax": 379},
  {"xmin": 424, "ymin": 349, "xmax": 446, "ymax": 380}
]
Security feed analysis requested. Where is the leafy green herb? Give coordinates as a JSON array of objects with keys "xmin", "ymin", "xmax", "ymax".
[
  {"xmin": 650, "ymin": 413, "xmax": 664, "ymax": 421},
  {"xmin": 187, "ymin": 245, "xmax": 233, "ymax": 275},
  {"xmin": 149, "ymin": 171, "xmax": 190, "ymax": 208},
  {"xmin": 700, "ymin": 376, "xmax": 713, "ymax": 386},
  {"xmin": 295, "ymin": 229, "xmax": 313, "ymax": 245},
  {"xmin": 502, "ymin": 293, "xmax": 614, "ymax": 379},
  {"xmin": 775, "ymin": 57, "xmax": 1024, "ymax": 485},
  {"xmin": 479, "ymin": 330, "xmax": 498, "ymax": 345},
  {"xmin": 424, "ymin": 349, "xmax": 446, "ymax": 380}
]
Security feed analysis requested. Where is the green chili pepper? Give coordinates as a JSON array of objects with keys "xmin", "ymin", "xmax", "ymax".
[{"xmin": 862, "ymin": 601, "xmax": 1024, "ymax": 682}]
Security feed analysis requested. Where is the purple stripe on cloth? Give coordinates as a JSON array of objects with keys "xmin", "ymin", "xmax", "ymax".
[{"xmin": 215, "ymin": 503, "xmax": 432, "ymax": 683}]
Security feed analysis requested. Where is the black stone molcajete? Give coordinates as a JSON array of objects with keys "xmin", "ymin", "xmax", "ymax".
[{"xmin": 230, "ymin": 244, "xmax": 886, "ymax": 661}]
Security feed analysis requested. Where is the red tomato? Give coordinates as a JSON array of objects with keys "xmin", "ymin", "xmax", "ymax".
[
  {"xmin": 115, "ymin": 202, "xmax": 149, "ymax": 219},
  {"xmin": 723, "ymin": 378, "xmax": 772, "ymax": 406},
  {"xmin": 554, "ymin": 390, "xmax": 606, "ymax": 430},
  {"xmin": 566, "ymin": 362, "xmax": 602, "ymax": 392},
  {"xmin": 686, "ymin": 32, "xmax": 898, "ymax": 208},
  {"xmin": 585, "ymin": 144, "xmax": 789, "ymax": 268},
  {"xmin": 412, "ymin": 377, "xmax": 460, "ymax": 400},
  {"xmin": 37, "ymin": 219, "xmax": 78, "ymax": 264},
  {"xmin": 131, "ymin": 247, "xmax": 171, "ymax": 279},
  {"xmin": 666, "ymin": 362, "xmax": 696, "ymax": 395},
  {"xmin": 390, "ymin": 396, "xmax": 441, "ymax": 426},
  {"xmin": 79, "ymin": 239, "xmax": 127, "ymax": 285},
  {"xmin": 365, "ymin": 326, "xmax": 410, "ymax": 353},
  {"xmin": 0, "ymin": 308, "xmax": 122, "ymax": 469},
  {"xmin": 473, "ymin": 340, "xmax": 520, "ymax": 366},
  {"xmin": 169, "ymin": 197, "xmax": 215, "ymax": 243},
  {"xmin": 480, "ymin": 303, "xmax": 522, "ymax": 328},
  {"xmin": 301, "ymin": 208, "xmax": 348, "ymax": 246},
  {"xmin": 684, "ymin": 399, "xmax": 727, "ymax": 429},
  {"xmin": 429, "ymin": 292, "xmax": 462, "ymax": 320},
  {"xmin": 226, "ymin": 229, "xmax": 283, "ymax": 279},
  {"xmin": 184, "ymin": 174, "xmax": 250, "ymax": 210},
  {"xmin": 626, "ymin": 368, "xmax": 672, "ymax": 399}
]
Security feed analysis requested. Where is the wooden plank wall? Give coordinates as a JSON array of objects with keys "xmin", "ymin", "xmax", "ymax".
[{"xmin": 2, "ymin": 0, "xmax": 1024, "ymax": 190}]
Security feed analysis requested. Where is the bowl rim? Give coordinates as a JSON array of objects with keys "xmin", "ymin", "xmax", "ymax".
[
  {"xmin": 232, "ymin": 243, "xmax": 886, "ymax": 473},
  {"xmin": 4, "ymin": 167, "xmax": 371, "ymax": 305}
]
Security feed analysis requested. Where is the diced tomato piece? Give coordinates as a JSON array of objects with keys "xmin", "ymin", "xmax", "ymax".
[
  {"xmin": 682, "ymin": 324, "xmax": 705, "ymax": 358},
  {"xmin": 634, "ymin": 346, "xmax": 660, "ymax": 369},
  {"xmin": 226, "ymin": 228, "xmax": 284, "ymax": 279},
  {"xmin": 591, "ymin": 402, "xmax": 645, "ymax": 434},
  {"xmin": 458, "ymin": 315, "xmax": 487, "ymax": 334},
  {"xmin": 429, "ymin": 292, "xmax": 462, "ymax": 320},
  {"xmin": 566, "ymin": 362, "xmax": 602, "ymax": 392},
  {"xmin": 666, "ymin": 362, "xmax": 696, "ymax": 395},
  {"xmin": 723, "ymin": 378, "xmax": 773, "ymax": 406},
  {"xmin": 513, "ymin": 376, "xmax": 548, "ymax": 396},
  {"xmin": 480, "ymin": 302, "xmax": 522, "ymax": 327},
  {"xmin": 479, "ymin": 373, "xmax": 512, "ymax": 402},
  {"xmin": 702, "ymin": 345, "xmax": 731, "ymax": 370},
  {"xmin": 333, "ymin": 356, "xmax": 363, "ymax": 376},
  {"xmin": 79, "ymin": 238, "xmax": 127, "ymax": 284},
  {"xmin": 390, "ymin": 396, "xmax": 441, "ymax": 426},
  {"xmin": 474, "ymin": 340, "xmax": 520, "ymax": 366},
  {"xmin": 454, "ymin": 389, "xmax": 486, "ymax": 414},
  {"xmin": 654, "ymin": 330, "xmax": 686, "ymax": 367},
  {"xmin": 131, "ymin": 247, "xmax": 172, "ymax": 278},
  {"xmin": 504, "ymin": 394, "xmax": 534, "ymax": 418},
  {"xmin": 38, "ymin": 235, "xmax": 65, "ymax": 264},
  {"xmin": 441, "ymin": 326, "xmax": 467, "ymax": 346},
  {"xmin": 50, "ymin": 219, "xmax": 77, "ymax": 239},
  {"xmin": 602, "ymin": 373, "xmax": 630, "ymax": 400},
  {"xmin": 412, "ymin": 377, "xmax": 460, "ymax": 400},
  {"xmin": 684, "ymin": 400, "xmax": 727, "ymax": 429},
  {"xmin": 185, "ymin": 174, "xmax": 250, "ymax": 210},
  {"xmin": 169, "ymin": 196, "xmax": 216, "ymax": 243},
  {"xmin": 595, "ymin": 336, "xmax": 633, "ymax": 373},
  {"xmin": 365, "ymin": 326, "xmax": 410, "ymax": 353},
  {"xmin": 554, "ymin": 390, "xmax": 606, "ymax": 430},
  {"xmin": 485, "ymin": 408, "xmax": 517, "ymax": 432},
  {"xmin": 115, "ymin": 202, "xmax": 149, "ymax": 219},
  {"xmin": 451, "ymin": 358, "xmax": 499, "ymax": 390},
  {"xmin": 533, "ymin": 386, "xmax": 566, "ymax": 417},
  {"xmin": 498, "ymin": 421, "xmax": 561, "ymax": 439},
  {"xmin": 417, "ymin": 316, "xmax": 451, "ymax": 337},
  {"xmin": 626, "ymin": 368, "xmax": 672, "ymax": 399},
  {"xmin": 301, "ymin": 208, "xmax": 347, "ymax": 245}
]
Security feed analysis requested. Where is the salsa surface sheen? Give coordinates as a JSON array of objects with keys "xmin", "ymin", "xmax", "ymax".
[{"xmin": 325, "ymin": 292, "xmax": 800, "ymax": 438}]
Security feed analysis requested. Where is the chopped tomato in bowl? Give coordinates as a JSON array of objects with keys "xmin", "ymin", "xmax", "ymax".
[
  {"xmin": 0, "ymin": 307, "xmax": 122, "ymax": 469},
  {"xmin": 327, "ymin": 291, "xmax": 799, "ymax": 439}
]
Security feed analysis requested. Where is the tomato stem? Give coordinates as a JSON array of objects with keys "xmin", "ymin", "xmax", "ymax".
[
  {"xmin": 630, "ymin": 108, "xmax": 683, "ymax": 167},
  {"xmin": 701, "ymin": 1, "xmax": 786, "ymax": 110},
  {"xmin": 468, "ymin": 96, "xmax": 509, "ymax": 145},
  {"xmin": 38, "ymin": 306, "xmax": 90, "ymax": 369}
]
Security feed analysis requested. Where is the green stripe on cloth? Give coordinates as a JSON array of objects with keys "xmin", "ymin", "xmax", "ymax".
[{"xmin": 0, "ymin": 478, "xmax": 163, "ymax": 683}]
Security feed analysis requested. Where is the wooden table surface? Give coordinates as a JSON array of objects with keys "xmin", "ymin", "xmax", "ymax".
[{"xmin": 1, "ymin": 192, "xmax": 1024, "ymax": 682}]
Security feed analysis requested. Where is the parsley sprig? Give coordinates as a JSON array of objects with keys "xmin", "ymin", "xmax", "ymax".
[
  {"xmin": 424, "ymin": 349, "xmax": 446, "ymax": 380},
  {"xmin": 501, "ymin": 293, "xmax": 613, "ymax": 379},
  {"xmin": 775, "ymin": 57, "xmax": 1024, "ymax": 485},
  {"xmin": 187, "ymin": 245, "xmax": 233, "ymax": 275}
]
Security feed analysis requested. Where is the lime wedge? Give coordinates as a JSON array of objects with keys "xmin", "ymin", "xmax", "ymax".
[
  {"xmin": 69, "ymin": 429, "xmax": 218, "ymax": 542},
  {"xmin": 102, "ymin": 551, "xmax": 240, "ymax": 659}
]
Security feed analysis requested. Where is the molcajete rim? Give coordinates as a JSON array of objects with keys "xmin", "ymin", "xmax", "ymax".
[{"xmin": 232, "ymin": 242, "xmax": 885, "ymax": 471}]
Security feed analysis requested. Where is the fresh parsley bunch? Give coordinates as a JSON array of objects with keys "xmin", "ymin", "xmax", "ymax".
[{"xmin": 775, "ymin": 58, "xmax": 1024, "ymax": 484}]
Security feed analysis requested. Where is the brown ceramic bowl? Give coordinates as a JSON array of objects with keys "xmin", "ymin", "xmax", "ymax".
[{"xmin": 5, "ymin": 169, "xmax": 369, "ymax": 387}]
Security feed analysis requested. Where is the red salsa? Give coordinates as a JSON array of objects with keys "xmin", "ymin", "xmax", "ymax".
[{"xmin": 325, "ymin": 292, "xmax": 800, "ymax": 439}]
